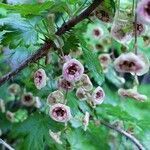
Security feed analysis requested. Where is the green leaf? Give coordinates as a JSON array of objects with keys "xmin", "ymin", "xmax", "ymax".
[
  {"xmin": 82, "ymin": 45, "xmax": 105, "ymax": 85},
  {"xmin": 0, "ymin": 2, "xmax": 54, "ymax": 16},
  {"xmin": 96, "ymin": 104, "xmax": 137, "ymax": 122},
  {"xmin": 66, "ymin": 125, "xmax": 109, "ymax": 150},
  {"xmin": 10, "ymin": 112, "xmax": 64, "ymax": 150},
  {"xmin": 105, "ymin": 65, "xmax": 124, "ymax": 88},
  {"xmin": 0, "ymin": 14, "xmax": 39, "ymax": 46}
]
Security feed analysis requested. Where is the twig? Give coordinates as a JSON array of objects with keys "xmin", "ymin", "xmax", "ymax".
[
  {"xmin": 100, "ymin": 121, "xmax": 145, "ymax": 150},
  {"xmin": 0, "ymin": 139, "xmax": 15, "ymax": 150},
  {"xmin": 0, "ymin": 0, "xmax": 103, "ymax": 87}
]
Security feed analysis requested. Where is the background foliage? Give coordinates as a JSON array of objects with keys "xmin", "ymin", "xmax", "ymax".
[{"xmin": 0, "ymin": 0, "xmax": 150, "ymax": 150}]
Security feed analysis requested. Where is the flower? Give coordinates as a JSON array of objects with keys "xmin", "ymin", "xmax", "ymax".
[
  {"xmin": 94, "ymin": 9, "xmax": 112, "ymax": 23},
  {"xmin": 34, "ymin": 97, "xmax": 42, "ymax": 108},
  {"xmin": 111, "ymin": 20, "xmax": 133, "ymax": 44},
  {"xmin": 114, "ymin": 52, "xmax": 149, "ymax": 76},
  {"xmin": 47, "ymin": 90, "xmax": 64, "ymax": 105},
  {"xmin": 63, "ymin": 59, "xmax": 84, "ymax": 82},
  {"xmin": 118, "ymin": 88, "xmax": 147, "ymax": 102},
  {"xmin": 34, "ymin": 68, "xmax": 47, "ymax": 90},
  {"xmin": 98, "ymin": 54, "xmax": 111, "ymax": 71},
  {"xmin": 6, "ymin": 111, "xmax": 15, "ymax": 122},
  {"xmin": 49, "ymin": 103, "xmax": 72, "ymax": 123},
  {"xmin": 86, "ymin": 24, "xmax": 104, "ymax": 42},
  {"xmin": 21, "ymin": 92, "xmax": 35, "ymax": 107},
  {"xmin": 137, "ymin": 0, "xmax": 150, "ymax": 24},
  {"xmin": 8, "ymin": 83, "xmax": 21, "ymax": 95},
  {"xmin": 132, "ymin": 21, "xmax": 145, "ymax": 36},
  {"xmin": 49, "ymin": 130, "xmax": 62, "ymax": 144},
  {"xmin": 91, "ymin": 86, "xmax": 105, "ymax": 105},
  {"xmin": 76, "ymin": 87, "xmax": 89, "ymax": 101},
  {"xmin": 80, "ymin": 74, "xmax": 93, "ymax": 91},
  {"xmin": 83, "ymin": 112, "xmax": 90, "ymax": 131},
  {"xmin": 58, "ymin": 77, "xmax": 74, "ymax": 91}
]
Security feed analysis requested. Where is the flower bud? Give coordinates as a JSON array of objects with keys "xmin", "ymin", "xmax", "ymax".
[
  {"xmin": 8, "ymin": 83, "xmax": 21, "ymax": 96},
  {"xmin": 6, "ymin": 111, "xmax": 15, "ymax": 122},
  {"xmin": 80, "ymin": 74, "xmax": 93, "ymax": 91},
  {"xmin": 49, "ymin": 130, "xmax": 62, "ymax": 144},
  {"xmin": 118, "ymin": 88, "xmax": 147, "ymax": 102},
  {"xmin": 0, "ymin": 99, "xmax": 5, "ymax": 113},
  {"xmin": 58, "ymin": 77, "xmax": 74, "ymax": 91},
  {"xmin": 21, "ymin": 92, "xmax": 35, "ymax": 107},
  {"xmin": 63, "ymin": 59, "xmax": 84, "ymax": 82},
  {"xmin": 49, "ymin": 103, "xmax": 72, "ymax": 123},
  {"xmin": 76, "ymin": 87, "xmax": 88, "ymax": 101},
  {"xmin": 47, "ymin": 90, "xmax": 64, "ymax": 105},
  {"xmin": 114, "ymin": 52, "xmax": 149, "ymax": 76},
  {"xmin": 91, "ymin": 86, "xmax": 105, "ymax": 105},
  {"xmin": 137, "ymin": 0, "xmax": 150, "ymax": 24},
  {"xmin": 94, "ymin": 9, "xmax": 112, "ymax": 23},
  {"xmin": 132, "ymin": 21, "xmax": 145, "ymax": 36},
  {"xmin": 98, "ymin": 54, "xmax": 111, "ymax": 71},
  {"xmin": 34, "ymin": 97, "xmax": 42, "ymax": 108},
  {"xmin": 83, "ymin": 112, "xmax": 90, "ymax": 131},
  {"xmin": 86, "ymin": 24, "xmax": 104, "ymax": 41},
  {"xmin": 34, "ymin": 68, "xmax": 47, "ymax": 90}
]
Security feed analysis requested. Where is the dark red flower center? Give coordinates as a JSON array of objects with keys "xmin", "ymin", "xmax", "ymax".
[
  {"xmin": 61, "ymin": 79, "xmax": 72, "ymax": 90},
  {"xmin": 68, "ymin": 63, "xmax": 78, "ymax": 75},
  {"xmin": 100, "ymin": 56, "xmax": 108, "ymax": 62},
  {"xmin": 93, "ymin": 29, "xmax": 100, "ymax": 37},
  {"xmin": 96, "ymin": 90, "xmax": 103, "ymax": 99},
  {"xmin": 24, "ymin": 95, "xmax": 32, "ymax": 102},
  {"xmin": 145, "ymin": 2, "xmax": 150, "ymax": 16},
  {"xmin": 53, "ymin": 107, "xmax": 66, "ymax": 117}
]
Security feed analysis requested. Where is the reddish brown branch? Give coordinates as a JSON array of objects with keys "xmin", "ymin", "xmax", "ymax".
[
  {"xmin": 0, "ymin": 0, "xmax": 103, "ymax": 86},
  {"xmin": 101, "ymin": 121, "xmax": 145, "ymax": 150}
]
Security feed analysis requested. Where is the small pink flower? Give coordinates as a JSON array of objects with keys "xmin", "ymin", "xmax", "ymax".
[
  {"xmin": 47, "ymin": 90, "xmax": 64, "ymax": 105},
  {"xmin": 76, "ymin": 87, "xmax": 88, "ymax": 101},
  {"xmin": 8, "ymin": 83, "xmax": 21, "ymax": 95},
  {"xmin": 63, "ymin": 59, "xmax": 84, "ymax": 82},
  {"xmin": 114, "ymin": 52, "xmax": 149, "ymax": 76},
  {"xmin": 118, "ymin": 88, "xmax": 147, "ymax": 102},
  {"xmin": 21, "ymin": 92, "xmax": 35, "ymax": 107},
  {"xmin": 111, "ymin": 20, "xmax": 132, "ymax": 44},
  {"xmin": 6, "ymin": 111, "xmax": 15, "ymax": 122},
  {"xmin": 98, "ymin": 54, "xmax": 111, "ymax": 71},
  {"xmin": 34, "ymin": 68, "xmax": 47, "ymax": 90},
  {"xmin": 80, "ymin": 74, "xmax": 93, "ymax": 91},
  {"xmin": 83, "ymin": 112, "xmax": 90, "ymax": 131},
  {"xmin": 49, "ymin": 103, "xmax": 72, "ymax": 123},
  {"xmin": 91, "ymin": 86, "xmax": 105, "ymax": 105},
  {"xmin": 58, "ymin": 77, "xmax": 74, "ymax": 91},
  {"xmin": 137, "ymin": 0, "xmax": 150, "ymax": 24}
]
